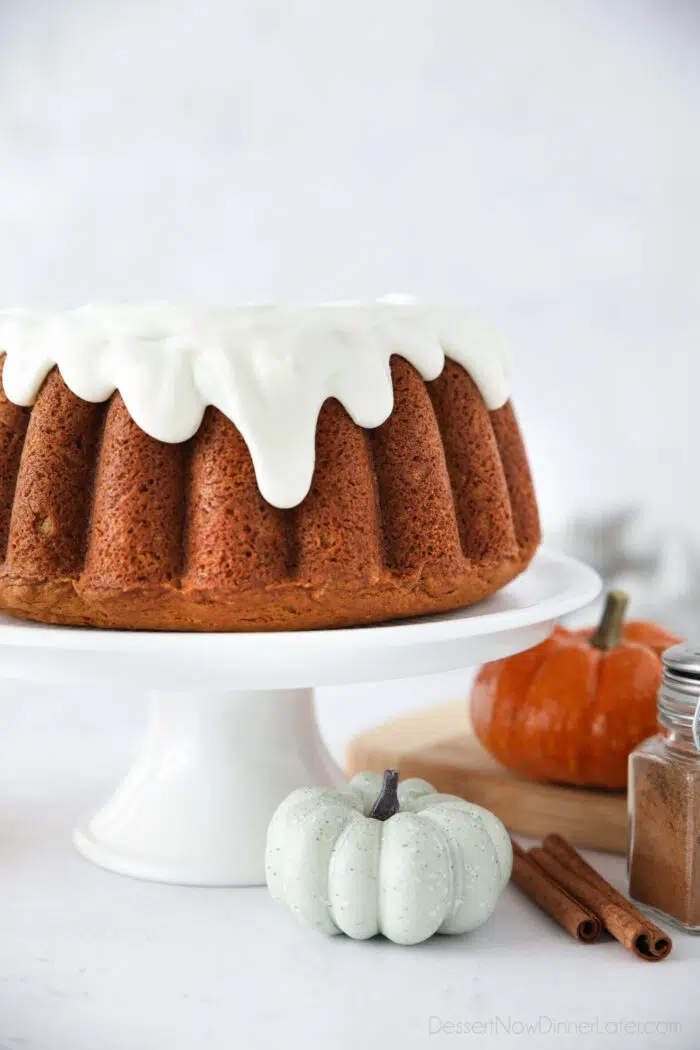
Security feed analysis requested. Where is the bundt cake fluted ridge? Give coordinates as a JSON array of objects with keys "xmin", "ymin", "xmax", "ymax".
[{"xmin": 0, "ymin": 351, "xmax": 540, "ymax": 631}]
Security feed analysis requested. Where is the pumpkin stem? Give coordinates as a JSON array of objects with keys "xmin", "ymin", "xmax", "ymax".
[
  {"xmin": 589, "ymin": 590, "xmax": 629, "ymax": 651},
  {"xmin": 370, "ymin": 769, "xmax": 400, "ymax": 821}
]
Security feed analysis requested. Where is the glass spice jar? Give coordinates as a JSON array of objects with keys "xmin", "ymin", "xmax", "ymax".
[{"xmin": 628, "ymin": 642, "xmax": 700, "ymax": 933}]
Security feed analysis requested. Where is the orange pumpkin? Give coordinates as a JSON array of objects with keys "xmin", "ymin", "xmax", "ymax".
[{"xmin": 470, "ymin": 591, "xmax": 681, "ymax": 789}]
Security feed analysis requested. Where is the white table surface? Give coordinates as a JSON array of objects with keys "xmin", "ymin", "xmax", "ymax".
[{"xmin": 2, "ymin": 675, "xmax": 699, "ymax": 1050}]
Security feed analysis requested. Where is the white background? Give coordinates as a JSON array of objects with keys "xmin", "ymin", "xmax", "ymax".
[{"xmin": 1, "ymin": 2, "xmax": 699, "ymax": 1047}]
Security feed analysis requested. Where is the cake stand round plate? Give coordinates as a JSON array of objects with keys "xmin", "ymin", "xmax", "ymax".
[{"xmin": 0, "ymin": 549, "xmax": 599, "ymax": 886}]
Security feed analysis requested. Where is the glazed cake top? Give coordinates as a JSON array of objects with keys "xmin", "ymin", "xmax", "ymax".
[{"xmin": 0, "ymin": 297, "xmax": 510, "ymax": 509}]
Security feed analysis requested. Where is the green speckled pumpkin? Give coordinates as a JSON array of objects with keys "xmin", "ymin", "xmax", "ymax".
[{"xmin": 265, "ymin": 770, "xmax": 512, "ymax": 945}]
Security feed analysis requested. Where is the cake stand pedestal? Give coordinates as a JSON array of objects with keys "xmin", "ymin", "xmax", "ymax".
[{"xmin": 0, "ymin": 550, "xmax": 599, "ymax": 886}]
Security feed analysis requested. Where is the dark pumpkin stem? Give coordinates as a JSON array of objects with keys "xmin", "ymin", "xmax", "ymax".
[
  {"xmin": 590, "ymin": 590, "xmax": 629, "ymax": 651},
  {"xmin": 369, "ymin": 769, "xmax": 400, "ymax": 821}
]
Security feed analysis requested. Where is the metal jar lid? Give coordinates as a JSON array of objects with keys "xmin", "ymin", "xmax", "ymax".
[
  {"xmin": 659, "ymin": 643, "xmax": 700, "ymax": 737},
  {"xmin": 663, "ymin": 642, "xmax": 700, "ymax": 678}
]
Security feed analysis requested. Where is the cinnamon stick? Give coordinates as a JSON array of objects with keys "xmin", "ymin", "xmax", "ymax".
[
  {"xmin": 541, "ymin": 834, "xmax": 672, "ymax": 961},
  {"xmin": 531, "ymin": 842, "xmax": 671, "ymax": 962},
  {"xmin": 510, "ymin": 840, "xmax": 601, "ymax": 943}
]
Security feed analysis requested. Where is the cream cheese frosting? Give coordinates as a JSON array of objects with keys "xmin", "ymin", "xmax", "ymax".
[{"xmin": 0, "ymin": 297, "xmax": 511, "ymax": 509}]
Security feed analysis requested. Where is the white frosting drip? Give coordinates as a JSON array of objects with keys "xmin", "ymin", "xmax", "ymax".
[{"xmin": 0, "ymin": 299, "xmax": 510, "ymax": 509}]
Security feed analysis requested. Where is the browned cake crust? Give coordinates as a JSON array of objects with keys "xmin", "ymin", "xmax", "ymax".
[{"xmin": 0, "ymin": 356, "xmax": 540, "ymax": 631}]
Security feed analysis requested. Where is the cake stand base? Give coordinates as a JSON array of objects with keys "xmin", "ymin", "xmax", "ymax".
[
  {"xmin": 0, "ymin": 550, "xmax": 600, "ymax": 886},
  {"xmin": 73, "ymin": 688, "xmax": 341, "ymax": 886}
]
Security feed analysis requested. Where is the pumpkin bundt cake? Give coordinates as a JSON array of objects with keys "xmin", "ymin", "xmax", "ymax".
[{"xmin": 0, "ymin": 299, "xmax": 540, "ymax": 631}]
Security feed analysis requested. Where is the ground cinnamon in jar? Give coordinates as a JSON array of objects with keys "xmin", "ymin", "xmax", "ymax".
[{"xmin": 628, "ymin": 642, "xmax": 700, "ymax": 932}]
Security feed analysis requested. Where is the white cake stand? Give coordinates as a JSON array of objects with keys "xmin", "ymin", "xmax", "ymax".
[{"xmin": 0, "ymin": 549, "xmax": 599, "ymax": 886}]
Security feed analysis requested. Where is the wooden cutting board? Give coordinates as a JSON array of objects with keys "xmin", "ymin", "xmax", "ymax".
[{"xmin": 346, "ymin": 700, "xmax": 627, "ymax": 854}]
